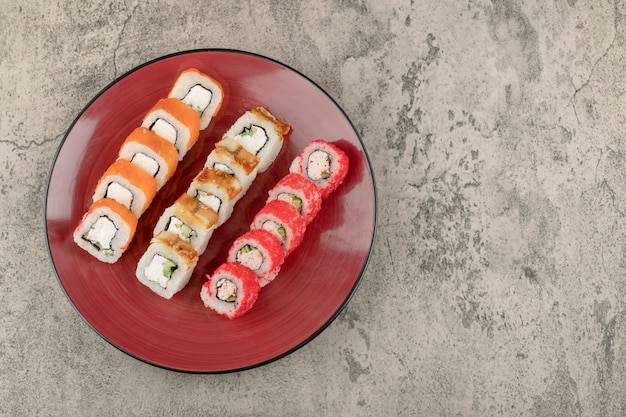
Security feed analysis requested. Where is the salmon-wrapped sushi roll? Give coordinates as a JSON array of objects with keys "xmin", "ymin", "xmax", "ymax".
[
  {"xmin": 141, "ymin": 97, "xmax": 200, "ymax": 161},
  {"xmin": 204, "ymin": 144, "xmax": 259, "ymax": 193},
  {"xmin": 168, "ymin": 68, "xmax": 224, "ymax": 130},
  {"xmin": 73, "ymin": 198, "xmax": 138, "ymax": 263},
  {"xmin": 223, "ymin": 106, "xmax": 291, "ymax": 172},
  {"xmin": 250, "ymin": 200, "xmax": 306, "ymax": 257},
  {"xmin": 227, "ymin": 229, "xmax": 285, "ymax": 287},
  {"xmin": 200, "ymin": 262, "xmax": 260, "ymax": 319},
  {"xmin": 118, "ymin": 127, "xmax": 179, "ymax": 190},
  {"xmin": 266, "ymin": 173, "xmax": 322, "ymax": 225},
  {"xmin": 92, "ymin": 158, "xmax": 158, "ymax": 217},
  {"xmin": 136, "ymin": 231, "xmax": 199, "ymax": 299},
  {"xmin": 153, "ymin": 193, "xmax": 219, "ymax": 254},
  {"xmin": 290, "ymin": 139, "xmax": 349, "ymax": 199},
  {"xmin": 186, "ymin": 167, "xmax": 243, "ymax": 227}
]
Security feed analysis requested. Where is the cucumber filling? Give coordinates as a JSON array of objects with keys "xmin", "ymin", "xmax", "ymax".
[
  {"xmin": 277, "ymin": 192, "xmax": 303, "ymax": 212},
  {"xmin": 261, "ymin": 220, "xmax": 286, "ymax": 243},
  {"xmin": 182, "ymin": 84, "xmax": 212, "ymax": 115},
  {"xmin": 144, "ymin": 254, "xmax": 177, "ymax": 289},
  {"xmin": 82, "ymin": 216, "xmax": 117, "ymax": 256},
  {"xmin": 236, "ymin": 124, "xmax": 268, "ymax": 155},
  {"xmin": 166, "ymin": 216, "xmax": 197, "ymax": 243},
  {"xmin": 306, "ymin": 150, "xmax": 332, "ymax": 181},
  {"xmin": 236, "ymin": 244, "xmax": 263, "ymax": 270},
  {"xmin": 216, "ymin": 278, "xmax": 237, "ymax": 303}
]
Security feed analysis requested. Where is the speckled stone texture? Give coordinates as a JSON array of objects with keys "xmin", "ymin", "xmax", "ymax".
[{"xmin": 2, "ymin": 0, "xmax": 626, "ymax": 416}]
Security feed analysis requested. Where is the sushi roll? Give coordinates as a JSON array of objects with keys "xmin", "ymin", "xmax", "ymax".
[
  {"xmin": 250, "ymin": 199, "xmax": 306, "ymax": 257},
  {"xmin": 204, "ymin": 145, "xmax": 259, "ymax": 193},
  {"xmin": 186, "ymin": 167, "xmax": 243, "ymax": 226},
  {"xmin": 168, "ymin": 68, "xmax": 224, "ymax": 130},
  {"xmin": 153, "ymin": 193, "xmax": 219, "ymax": 254},
  {"xmin": 227, "ymin": 229, "xmax": 285, "ymax": 287},
  {"xmin": 73, "ymin": 198, "xmax": 138, "ymax": 263},
  {"xmin": 136, "ymin": 231, "xmax": 199, "ymax": 299},
  {"xmin": 224, "ymin": 106, "xmax": 291, "ymax": 172},
  {"xmin": 215, "ymin": 135, "xmax": 261, "ymax": 171},
  {"xmin": 200, "ymin": 262, "xmax": 261, "ymax": 319},
  {"xmin": 92, "ymin": 158, "xmax": 158, "ymax": 217},
  {"xmin": 266, "ymin": 173, "xmax": 322, "ymax": 225},
  {"xmin": 289, "ymin": 139, "xmax": 349, "ymax": 198},
  {"xmin": 141, "ymin": 97, "xmax": 201, "ymax": 161},
  {"xmin": 118, "ymin": 127, "xmax": 179, "ymax": 190}
]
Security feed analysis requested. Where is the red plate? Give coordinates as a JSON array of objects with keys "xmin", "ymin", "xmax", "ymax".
[{"xmin": 45, "ymin": 50, "xmax": 377, "ymax": 373}]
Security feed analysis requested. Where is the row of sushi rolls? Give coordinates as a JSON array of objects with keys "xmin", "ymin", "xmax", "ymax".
[{"xmin": 73, "ymin": 67, "xmax": 349, "ymax": 319}]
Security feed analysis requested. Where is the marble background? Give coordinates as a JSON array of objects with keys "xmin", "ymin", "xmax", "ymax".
[{"xmin": 2, "ymin": 0, "xmax": 625, "ymax": 415}]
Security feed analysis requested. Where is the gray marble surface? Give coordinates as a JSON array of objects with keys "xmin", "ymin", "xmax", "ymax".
[{"xmin": 2, "ymin": 1, "xmax": 625, "ymax": 416}]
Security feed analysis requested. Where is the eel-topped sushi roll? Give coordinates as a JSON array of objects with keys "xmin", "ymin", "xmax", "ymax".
[
  {"xmin": 250, "ymin": 199, "xmax": 306, "ymax": 257},
  {"xmin": 223, "ymin": 106, "xmax": 291, "ymax": 172},
  {"xmin": 290, "ymin": 139, "xmax": 349, "ymax": 199},
  {"xmin": 204, "ymin": 145, "xmax": 259, "ymax": 193},
  {"xmin": 153, "ymin": 193, "xmax": 219, "ymax": 254},
  {"xmin": 136, "ymin": 231, "xmax": 199, "ymax": 299},
  {"xmin": 186, "ymin": 167, "xmax": 243, "ymax": 227},
  {"xmin": 92, "ymin": 158, "xmax": 158, "ymax": 217},
  {"xmin": 118, "ymin": 127, "xmax": 179, "ymax": 190},
  {"xmin": 200, "ymin": 262, "xmax": 261, "ymax": 319},
  {"xmin": 266, "ymin": 173, "xmax": 322, "ymax": 225},
  {"xmin": 227, "ymin": 229, "xmax": 285, "ymax": 287},
  {"xmin": 141, "ymin": 98, "xmax": 201, "ymax": 161},
  {"xmin": 73, "ymin": 198, "xmax": 138, "ymax": 263},
  {"xmin": 168, "ymin": 68, "xmax": 224, "ymax": 130}
]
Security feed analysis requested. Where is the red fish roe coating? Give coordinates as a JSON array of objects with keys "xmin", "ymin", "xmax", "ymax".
[
  {"xmin": 250, "ymin": 200, "xmax": 306, "ymax": 257},
  {"xmin": 266, "ymin": 173, "xmax": 322, "ymax": 225},
  {"xmin": 290, "ymin": 139, "xmax": 349, "ymax": 199},
  {"xmin": 200, "ymin": 262, "xmax": 260, "ymax": 319},
  {"xmin": 227, "ymin": 229, "xmax": 285, "ymax": 287}
]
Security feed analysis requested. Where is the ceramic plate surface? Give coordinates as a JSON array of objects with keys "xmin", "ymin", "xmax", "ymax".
[{"xmin": 45, "ymin": 49, "xmax": 376, "ymax": 373}]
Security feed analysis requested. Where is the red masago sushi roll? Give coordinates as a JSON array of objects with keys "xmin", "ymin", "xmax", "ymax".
[
  {"xmin": 200, "ymin": 262, "xmax": 260, "ymax": 319},
  {"xmin": 227, "ymin": 229, "xmax": 285, "ymax": 287},
  {"xmin": 250, "ymin": 199, "xmax": 306, "ymax": 257},
  {"xmin": 266, "ymin": 173, "xmax": 322, "ymax": 225},
  {"xmin": 290, "ymin": 139, "xmax": 349, "ymax": 199}
]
